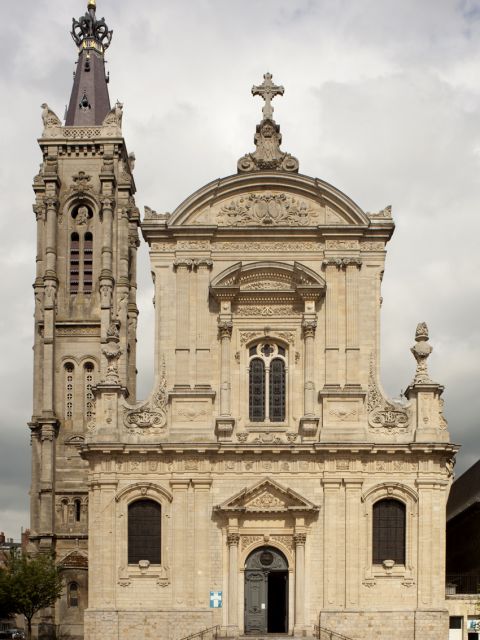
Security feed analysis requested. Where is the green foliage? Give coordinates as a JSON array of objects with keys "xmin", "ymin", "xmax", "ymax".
[{"xmin": 0, "ymin": 551, "xmax": 63, "ymax": 624}]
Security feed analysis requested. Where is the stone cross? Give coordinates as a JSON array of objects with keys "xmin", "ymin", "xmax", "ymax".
[{"xmin": 252, "ymin": 73, "xmax": 285, "ymax": 120}]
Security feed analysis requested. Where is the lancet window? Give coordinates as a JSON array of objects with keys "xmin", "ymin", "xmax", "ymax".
[
  {"xmin": 69, "ymin": 205, "xmax": 94, "ymax": 294},
  {"xmin": 84, "ymin": 362, "xmax": 95, "ymax": 422},
  {"xmin": 68, "ymin": 582, "xmax": 79, "ymax": 608},
  {"xmin": 248, "ymin": 342, "xmax": 286, "ymax": 423}
]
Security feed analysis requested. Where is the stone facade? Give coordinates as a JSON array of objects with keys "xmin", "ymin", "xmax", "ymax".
[{"xmin": 29, "ymin": 4, "xmax": 458, "ymax": 640}]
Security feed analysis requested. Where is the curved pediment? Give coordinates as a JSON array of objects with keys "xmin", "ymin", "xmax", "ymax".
[
  {"xmin": 210, "ymin": 261, "xmax": 325, "ymax": 302},
  {"xmin": 214, "ymin": 478, "xmax": 319, "ymax": 515},
  {"xmin": 166, "ymin": 172, "xmax": 370, "ymax": 228}
]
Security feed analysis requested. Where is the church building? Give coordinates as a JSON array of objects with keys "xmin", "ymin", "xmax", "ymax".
[{"xmin": 29, "ymin": 2, "xmax": 458, "ymax": 639}]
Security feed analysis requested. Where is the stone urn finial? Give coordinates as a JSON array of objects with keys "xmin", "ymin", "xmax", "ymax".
[{"xmin": 411, "ymin": 322, "xmax": 433, "ymax": 384}]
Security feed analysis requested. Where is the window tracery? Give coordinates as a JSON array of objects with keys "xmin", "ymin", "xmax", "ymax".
[
  {"xmin": 84, "ymin": 362, "xmax": 95, "ymax": 423},
  {"xmin": 248, "ymin": 342, "xmax": 286, "ymax": 423},
  {"xmin": 64, "ymin": 363, "xmax": 75, "ymax": 420}
]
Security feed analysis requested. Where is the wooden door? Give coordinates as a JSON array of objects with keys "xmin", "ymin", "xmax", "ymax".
[{"xmin": 244, "ymin": 570, "xmax": 267, "ymax": 634}]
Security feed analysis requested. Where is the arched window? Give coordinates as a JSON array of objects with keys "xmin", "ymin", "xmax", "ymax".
[
  {"xmin": 68, "ymin": 582, "xmax": 79, "ymax": 608},
  {"xmin": 64, "ymin": 363, "xmax": 75, "ymax": 420},
  {"xmin": 373, "ymin": 499, "xmax": 406, "ymax": 564},
  {"xmin": 84, "ymin": 362, "xmax": 95, "ymax": 422},
  {"xmin": 74, "ymin": 499, "xmax": 81, "ymax": 523},
  {"xmin": 248, "ymin": 343, "xmax": 286, "ymax": 423},
  {"xmin": 70, "ymin": 233, "xmax": 80, "ymax": 293},
  {"xmin": 83, "ymin": 232, "xmax": 93, "ymax": 293},
  {"xmin": 128, "ymin": 500, "xmax": 161, "ymax": 565}
]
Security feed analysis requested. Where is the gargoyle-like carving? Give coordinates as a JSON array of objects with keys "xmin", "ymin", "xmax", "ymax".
[
  {"xmin": 367, "ymin": 355, "xmax": 409, "ymax": 434},
  {"xmin": 102, "ymin": 101, "xmax": 123, "ymax": 131},
  {"xmin": 217, "ymin": 192, "xmax": 319, "ymax": 226},
  {"xmin": 124, "ymin": 360, "xmax": 168, "ymax": 435},
  {"xmin": 41, "ymin": 103, "xmax": 62, "ymax": 136}
]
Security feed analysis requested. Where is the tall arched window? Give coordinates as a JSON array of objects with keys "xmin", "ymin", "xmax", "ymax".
[
  {"xmin": 83, "ymin": 232, "xmax": 93, "ymax": 293},
  {"xmin": 68, "ymin": 582, "xmax": 79, "ymax": 608},
  {"xmin": 128, "ymin": 500, "xmax": 161, "ymax": 565},
  {"xmin": 64, "ymin": 363, "xmax": 75, "ymax": 420},
  {"xmin": 248, "ymin": 343, "xmax": 286, "ymax": 423},
  {"xmin": 373, "ymin": 499, "xmax": 406, "ymax": 564},
  {"xmin": 74, "ymin": 499, "xmax": 82, "ymax": 523},
  {"xmin": 70, "ymin": 233, "xmax": 80, "ymax": 293},
  {"xmin": 84, "ymin": 362, "xmax": 95, "ymax": 422}
]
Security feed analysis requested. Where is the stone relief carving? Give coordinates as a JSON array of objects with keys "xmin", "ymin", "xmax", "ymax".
[
  {"xmin": 123, "ymin": 360, "xmax": 168, "ymax": 435},
  {"xmin": 239, "ymin": 329, "xmax": 295, "ymax": 346},
  {"xmin": 144, "ymin": 206, "xmax": 171, "ymax": 221},
  {"xmin": 325, "ymin": 239, "xmax": 359, "ymax": 250},
  {"xmin": 242, "ymin": 280, "xmax": 290, "ymax": 290},
  {"xmin": 217, "ymin": 192, "xmax": 319, "ymax": 227},
  {"xmin": 235, "ymin": 305, "xmax": 300, "ymax": 317},
  {"xmin": 410, "ymin": 322, "xmax": 434, "ymax": 384},
  {"xmin": 361, "ymin": 241, "xmax": 385, "ymax": 251},
  {"xmin": 213, "ymin": 241, "xmax": 320, "ymax": 252},
  {"xmin": 248, "ymin": 492, "xmax": 285, "ymax": 508},
  {"xmin": 241, "ymin": 535, "xmax": 263, "ymax": 551},
  {"xmin": 368, "ymin": 355, "xmax": 409, "ymax": 434},
  {"xmin": 102, "ymin": 322, "xmax": 122, "ymax": 383},
  {"xmin": 41, "ymin": 103, "xmax": 62, "ymax": 136},
  {"xmin": 329, "ymin": 407, "xmax": 359, "ymax": 422},
  {"xmin": 367, "ymin": 205, "xmax": 392, "ymax": 219}
]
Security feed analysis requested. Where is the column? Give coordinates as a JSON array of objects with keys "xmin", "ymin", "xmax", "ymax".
[
  {"xmin": 294, "ymin": 532, "xmax": 306, "ymax": 631},
  {"xmin": 302, "ymin": 318, "xmax": 317, "ymax": 416},
  {"xmin": 29, "ymin": 428, "xmax": 41, "ymax": 535},
  {"xmin": 170, "ymin": 480, "xmax": 190, "ymax": 606},
  {"xmin": 227, "ymin": 529, "xmax": 240, "ymax": 629},
  {"xmin": 39, "ymin": 423, "xmax": 56, "ymax": 537},
  {"xmin": 42, "ymin": 197, "xmax": 58, "ymax": 414},
  {"xmin": 219, "ymin": 320, "xmax": 233, "ymax": 416},
  {"xmin": 195, "ymin": 259, "xmax": 213, "ymax": 386},
  {"xmin": 100, "ymin": 197, "xmax": 114, "ymax": 359},
  {"xmin": 345, "ymin": 259, "xmax": 362, "ymax": 386},
  {"xmin": 98, "ymin": 479, "xmax": 118, "ymax": 609},
  {"xmin": 324, "ymin": 260, "xmax": 340, "ymax": 387},
  {"xmin": 344, "ymin": 479, "xmax": 363, "ymax": 608},
  {"xmin": 174, "ymin": 259, "xmax": 193, "ymax": 386}
]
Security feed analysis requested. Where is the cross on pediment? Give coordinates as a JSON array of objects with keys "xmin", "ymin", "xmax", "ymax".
[{"xmin": 252, "ymin": 72, "xmax": 285, "ymax": 120}]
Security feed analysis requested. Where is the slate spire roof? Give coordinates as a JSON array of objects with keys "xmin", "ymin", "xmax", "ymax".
[{"xmin": 65, "ymin": 1, "xmax": 113, "ymax": 126}]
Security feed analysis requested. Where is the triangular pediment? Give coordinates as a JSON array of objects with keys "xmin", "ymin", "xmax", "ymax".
[
  {"xmin": 58, "ymin": 549, "xmax": 88, "ymax": 570},
  {"xmin": 214, "ymin": 478, "xmax": 319, "ymax": 514}
]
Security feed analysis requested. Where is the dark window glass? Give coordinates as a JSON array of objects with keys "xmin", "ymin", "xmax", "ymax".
[
  {"xmin": 269, "ymin": 358, "xmax": 285, "ymax": 422},
  {"xmin": 372, "ymin": 499, "xmax": 406, "ymax": 564},
  {"xmin": 128, "ymin": 499, "xmax": 161, "ymax": 564},
  {"xmin": 83, "ymin": 232, "xmax": 93, "ymax": 293},
  {"xmin": 74, "ymin": 499, "xmax": 81, "ymax": 522},
  {"xmin": 70, "ymin": 233, "xmax": 80, "ymax": 293},
  {"xmin": 277, "ymin": 346, "xmax": 285, "ymax": 356},
  {"xmin": 449, "ymin": 617, "xmax": 462, "ymax": 629},
  {"xmin": 249, "ymin": 346, "xmax": 257, "ymax": 357},
  {"xmin": 68, "ymin": 582, "xmax": 79, "ymax": 607},
  {"xmin": 249, "ymin": 358, "xmax": 265, "ymax": 422}
]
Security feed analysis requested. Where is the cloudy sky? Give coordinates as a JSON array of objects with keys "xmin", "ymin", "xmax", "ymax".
[{"xmin": 0, "ymin": 0, "xmax": 479, "ymax": 539}]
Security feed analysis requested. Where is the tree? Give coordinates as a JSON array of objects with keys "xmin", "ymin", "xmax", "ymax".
[{"xmin": 0, "ymin": 552, "xmax": 63, "ymax": 640}]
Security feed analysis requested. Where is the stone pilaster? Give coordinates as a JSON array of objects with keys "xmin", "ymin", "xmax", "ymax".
[
  {"xmin": 193, "ymin": 479, "xmax": 212, "ymax": 607},
  {"xmin": 216, "ymin": 319, "xmax": 235, "ymax": 439},
  {"xmin": 294, "ymin": 531, "xmax": 307, "ymax": 632},
  {"xmin": 194, "ymin": 258, "xmax": 213, "ymax": 387},
  {"xmin": 100, "ymin": 196, "xmax": 114, "ymax": 344},
  {"xmin": 174, "ymin": 259, "xmax": 193, "ymax": 386},
  {"xmin": 324, "ymin": 260, "xmax": 341, "ymax": 387},
  {"xmin": 345, "ymin": 258, "xmax": 362, "ymax": 387},
  {"xmin": 170, "ymin": 480, "xmax": 190, "ymax": 607},
  {"xmin": 38, "ymin": 421, "xmax": 57, "ymax": 542},
  {"xmin": 323, "ymin": 479, "xmax": 343, "ymax": 608},
  {"xmin": 299, "ymin": 317, "xmax": 319, "ymax": 439},
  {"xmin": 344, "ymin": 479, "xmax": 363, "ymax": 608},
  {"xmin": 227, "ymin": 529, "xmax": 240, "ymax": 631}
]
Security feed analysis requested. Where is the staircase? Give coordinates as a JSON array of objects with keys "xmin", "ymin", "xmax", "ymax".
[{"xmin": 178, "ymin": 625, "xmax": 355, "ymax": 640}]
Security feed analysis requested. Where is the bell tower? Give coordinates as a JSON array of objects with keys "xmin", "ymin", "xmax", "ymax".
[{"xmin": 29, "ymin": 1, "xmax": 139, "ymax": 634}]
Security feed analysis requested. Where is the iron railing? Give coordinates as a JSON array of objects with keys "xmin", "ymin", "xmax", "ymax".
[
  {"xmin": 314, "ymin": 624, "xmax": 356, "ymax": 640},
  {"xmin": 178, "ymin": 625, "xmax": 220, "ymax": 640},
  {"xmin": 446, "ymin": 574, "xmax": 480, "ymax": 595}
]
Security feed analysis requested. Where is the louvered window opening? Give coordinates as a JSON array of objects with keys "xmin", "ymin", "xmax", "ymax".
[
  {"xmin": 128, "ymin": 499, "xmax": 161, "ymax": 565},
  {"xmin": 249, "ymin": 358, "xmax": 265, "ymax": 422},
  {"xmin": 83, "ymin": 232, "xmax": 93, "ymax": 293},
  {"xmin": 372, "ymin": 499, "xmax": 406, "ymax": 564},
  {"xmin": 65, "ymin": 363, "xmax": 75, "ymax": 420},
  {"xmin": 70, "ymin": 233, "xmax": 80, "ymax": 293},
  {"xmin": 269, "ymin": 358, "xmax": 285, "ymax": 421}
]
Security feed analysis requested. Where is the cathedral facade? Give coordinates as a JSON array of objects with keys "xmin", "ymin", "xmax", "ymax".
[{"xmin": 29, "ymin": 3, "xmax": 458, "ymax": 640}]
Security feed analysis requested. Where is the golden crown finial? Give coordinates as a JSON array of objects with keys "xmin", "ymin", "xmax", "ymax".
[{"xmin": 88, "ymin": 0, "xmax": 96, "ymax": 8}]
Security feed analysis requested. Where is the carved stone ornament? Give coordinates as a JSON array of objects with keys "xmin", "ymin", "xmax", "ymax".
[
  {"xmin": 217, "ymin": 192, "xmax": 319, "ymax": 226},
  {"xmin": 367, "ymin": 355, "xmax": 409, "ymax": 434},
  {"xmin": 41, "ymin": 103, "xmax": 62, "ymax": 136},
  {"xmin": 238, "ymin": 73, "xmax": 298, "ymax": 173},
  {"xmin": 410, "ymin": 322, "xmax": 434, "ymax": 384},
  {"xmin": 102, "ymin": 101, "xmax": 123, "ymax": 133},
  {"xmin": 102, "ymin": 322, "xmax": 122, "ymax": 383},
  {"xmin": 123, "ymin": 360, "xmax": 168, "ymax": 435},
  {"xmin": 70, "ymin": 171, "xmax": 93, "ymax": 197},
  {"xmin": 71, "ymin": 2, "xmax": 113, "ymax": 51},
  {"xmin": 367, "ymin": 205, "xmax": 392, "ymax": 219},
  {"xmin": 144, "ymin": 206, "xmax": 171, "ymax": 221}
]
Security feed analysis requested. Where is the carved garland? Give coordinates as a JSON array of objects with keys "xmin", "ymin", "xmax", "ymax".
[
  {"xmin": 124, "ymin": 361, "xmax": 168, "ymax": 435},
  {"xmin": 367, "ymin": 356, "xmax": 409, "ymax": 433}
]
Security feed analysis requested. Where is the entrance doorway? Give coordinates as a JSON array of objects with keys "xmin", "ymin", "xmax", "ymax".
[{"xmin": 244, "ymin": 546, "xmax": 288, "ymax": 635}]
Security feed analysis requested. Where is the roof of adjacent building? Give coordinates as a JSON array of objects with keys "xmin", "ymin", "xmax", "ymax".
[{"xmin": 447, "ymin": 458, "xmax": 480, "ymax": 521}]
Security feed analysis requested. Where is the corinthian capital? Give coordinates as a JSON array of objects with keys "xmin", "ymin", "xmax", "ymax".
[
  {"xmin": 302, "ymin": 319, "xmax": 317, "ymax": 338},
  {"xmin": 218, "ymin": 320, "xmax": 233, "ymax": 339}
]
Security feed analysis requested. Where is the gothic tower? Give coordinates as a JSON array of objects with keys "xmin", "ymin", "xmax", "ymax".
[{"xmin": 29, "ymin": 2, "xmax": 139, "ymax": 636}]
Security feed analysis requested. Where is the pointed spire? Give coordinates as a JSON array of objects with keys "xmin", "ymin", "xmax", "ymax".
[
  {"xmin": 238, "ymin": 73, "xmax": 298, "ymax": 174},
  {"xmin": 65, "ymin": 1, "xmax": 113, "ymax": 126}
]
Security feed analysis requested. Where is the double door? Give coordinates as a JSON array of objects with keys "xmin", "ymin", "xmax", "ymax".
[{"xmin": 244, "ymin": 569, "xmax": 288, "ymax": 634}]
